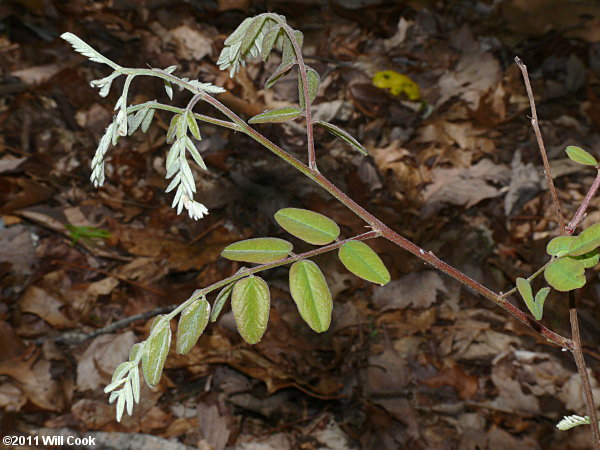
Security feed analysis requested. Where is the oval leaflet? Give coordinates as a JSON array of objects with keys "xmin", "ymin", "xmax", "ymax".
[
  {"xmin": 221, "ymin": 237, "xmax": 293, "ymax": 264},
  {"xmin": 289, "ymin": 260, "xmax": 333, "ymax": 332},
  {"xmin": 274, "ymin": 208, "xmax": 340, "ymax": 245},
  {"xmin": 231, "ymin": 276, "xmax": 271, "ymax": 344},
  {"xmin": 338, "ymin": 241, "xmax": 390, "ymax": 285}
]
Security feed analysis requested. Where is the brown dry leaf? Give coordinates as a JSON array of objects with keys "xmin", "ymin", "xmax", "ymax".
[
  {"xmin": 0, "ymin": 225, "xmax": 36, "ymax": 281},
  {"xmin": 369, "ymin": 141, "xmax": 422, "ymax": 200},
  {"xmin": 372, "ymin": 270, "xmax": 446, "ymax": 311},
  {"xmin": 170, "ymin": 24, "xmax": 213, "ymax": 61},
  {"xmin": 422, "ymin": 364, "xmax": 478, "ymax": 400},
  {"xmin": 76, "ymin": 332, "xmax": 136, "ymax": 391},
  {"xmin": 414, "ymin": 119, "xmax": 496, "ymax": 156},
  {"xmin": 364, "ymin": 347, "xmax": 410, "ymax": 395},
  {"xmin": 19, "ymin": 286, "xmax": 76, "ymax": 329},
  {"xmin": 439, "ymin": 310, "xmax": 520, "ymax": 361},
  {"xmin": 499, "ymin": 0, "xmax": 600, "ymax": 43},
  {"xmin": 487, "ymin": 427, "xmax": 541, "ymax": 450},
  {"xmin": 115, "ymin": 227, "xmax": 227, "ymax": 272},
  {"xmin": 197, "ymin": 403, "xmax": 231, "ymax": 450},
  {"xmin": 66, "ymin": 277, "xmax": 119, "ymax": 313},
  {"xmin": 421, "ymin": 159, "xmax": 510, "ymax": 217},
  {"xmin": 491, "ymin": 354, "xmax": 540, "ymax": 414},
  {"xmin": 0, "ymin": 356, "xmax": 65, "ymax": 411},
  {"xmin": 0, "ymin": 156, "xmax": 26, "ymax": 173},
  {"xmin": 558, "ymin": 371, "xmax": 600, "ymax": 412},
  {"xmin": 0, "ymin": 381, "xmax": 27, "ymax": 412},
  {"xmin": 71, "ymin": 399, "xmax": 117, "ymax": 430},
  {"xmin": 437, "ymin": 52, "xmax": 502, "ymax": 109},
  {"xmin": 0, "ymin": 320, "xmax": 26, "ymax": 361},
  {"xmin": 11, "ymin": 63, "xmax": 67, "ymax": 85}
]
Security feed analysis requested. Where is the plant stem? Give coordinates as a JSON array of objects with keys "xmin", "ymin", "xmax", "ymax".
[
  {"xmin": 516, "ymin": 57, "xmax": 599, "ymax": 448},
  {"xmin": 567, "ymin": 169, "xmax": 600, "ymax": 235},
  {"xmin": 154, "ymin": 230, "xmax": 379, "ymax": 331},
  {"xmin": 200, "ymin": 93, "xmax": 573, "ymax": 351},
  {"xmin": 282, "ymin": 23, "xmax": 317, "ymax": 170},
  {"xmin": 515, "ymin": 57, "xmax": 566, "ymax": 233},
  {"xmin": 569, "ymin": 291, "xmax": 600, "ymax": 448}
]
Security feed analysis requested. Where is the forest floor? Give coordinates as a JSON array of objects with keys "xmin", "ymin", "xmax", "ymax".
[{"xmin": 1, "ymin": 1, "xmax": 600, "ymax": 449}]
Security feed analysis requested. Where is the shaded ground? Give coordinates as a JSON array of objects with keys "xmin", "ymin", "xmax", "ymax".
[{"xmin": 2, "ymin": 0, "xmax": 600, "ymax": 448}]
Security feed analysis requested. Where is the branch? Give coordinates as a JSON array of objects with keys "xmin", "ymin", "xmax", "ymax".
[
  {"xmin": 569, "ymin": 291, "xmax": 600, "ymax": 448},
  {"xmin": 282, "ymin": 23, "xmax": 317, "ymax": 170},
  {"xmin": 567, "ymin": 169, "xmax": 600, "ymax": 235},
  {"xmin": 40, "ymin": 231, "xmax": 379, "ymax": 346},
  {"xmin": 516, "ymin": 57, "xmax": 599, "ymax": 449},
  {"xmin": 199, "ymin": 91, "xmax": 573, "ymax": 351},
  {"xmin": 515, "ymin": 57, "xmax": 566, "ymax": 233}
]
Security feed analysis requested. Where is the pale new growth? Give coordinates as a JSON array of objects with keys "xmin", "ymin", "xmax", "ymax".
[{"xmin": 556, "ymin": 415, "xmax": 591, "ymax": 431}]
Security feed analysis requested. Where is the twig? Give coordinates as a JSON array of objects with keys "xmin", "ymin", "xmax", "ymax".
[
  {"xmin": 201, "ymin": 93, "xmax": 574, "ymax": 351},
  {"xmin": 566, "ymin": 169, "xmax": 600, "ymax": 235},
  {"xmin": 282, "ymin": 23, "xmax": 317, "ymax": 171},
  {"xmin": 516, "ymin": 57, "xmax": 599, "ymax": 448},
  {"xmin": 33, "ymin": 305, "xmax": 176, "ymax": 346},
  {"xmin": 569, "ymin": 291, "xmax": 600, "ymax": 448},
  {"xmin": 515, "ymin": 57, "xmax": 566, "ymax": 234}
]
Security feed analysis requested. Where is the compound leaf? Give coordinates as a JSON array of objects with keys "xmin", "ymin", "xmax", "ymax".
[
  {"xmin": 176, "ymin": 297, "xmax": 210, "ymax": 354},
  {"xmin": 289, "ymin": 260, "xmax": 332, "ymax": 332},
  {"xmin": 274, "ymin": 208, "xmax": 340, "ymax": 245},
  {"xmin": 338, "ymin": 241, "xmax": 390, "ymax": 286},
  {"xmin": 231, "ymin": 276, "xmax": 270, "ymax": 344},
  {"xmin": 221, "ymin": 237, "xmax": 293, "ymax": 264}
]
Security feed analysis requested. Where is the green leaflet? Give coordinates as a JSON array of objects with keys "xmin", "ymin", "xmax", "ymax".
[
  {"xmin": 128, "ymin": 107, "xmax": 150, "ymax": 135},
  {"xmin": 248, "ymin": 106, "xmax": 302, "ymax": 124},
  {"xmin": 231, "ymin": 276, "xmax": 270, "ymax": 344},
  {"xmin": 298, "ymin": 67, "xmax": 320, "ymax": 108},
  {"xmin": 261, "ymin": 25, "xmax": 282, "ymax": 61},
  {"xmin": 185, "ymin": 111, "xmax": 202, "ymax": 140},
  {"xmin": 221, "ymin": 237, "xmax": 293, "ymax": 263},
  {"xmin": 141, "ymin": 108, "xmax": 155, "ymax": 133},
  {"xmin": 516, "ymin": 277, "xmax": 550, "ymax": 320},
  {"xmin": 240, "ymin": 16, "xmax": 267, "ymax": 55},
  {"xmin": 565, "ymin": 145, "xmax": 597, "ymax": 166},
  {"xmin": 166, "ymin": 114, "xmax": 181, "ymax": 144},
  {"xmin": 211, "ymin": 283, "xmax": 234, "ymax": 322},
  {"xmin": 572, "ymin": 249, "xmax": 600, "ymax": 268},
  {"xmin": 338, "ymin": 241, "xmax": 390, "ymax": 286},
  {"xmin": 129, "ymin": 343, "xmax": 142, "ymax": 361},
  {"xmin": 568, "ymin": 223, "xmax": 600, "ymax": 256},
  {"xmin": 141, "ymin": 317, "xmax": 171, "ymax": 386},
  {"xmin": 176, "ymin": 297, "xmax": 210, "ymax": 354},
  {"xmin": 274, "ymin": 207, "xmax": 340, "ymax": 245},
  {"xmin": 265, "ymin": 60, "xmax": 295, "ymax": 89},
  {"xmin": 533, "ymin": 287, "xmax": 550, "ymax": 321},
  {"xmin": 289, "ymin": 260, "xmax": 332, "ymax": 332},
  {"xmin": 315, "ymin": 120, "xmax": 367, "ymax": 156},
  {"xmin": 544, "ymin": 258, "xmax": 586, "ymax": 292},
  {"xmin": 547, "ymin": 236, "xmax": 575, "ymax": 257}
]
